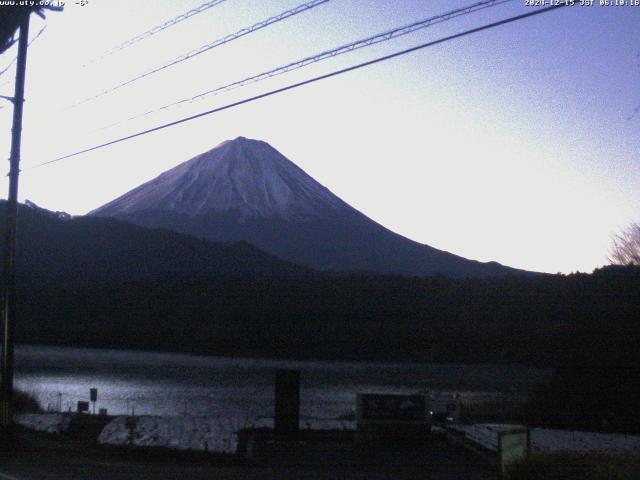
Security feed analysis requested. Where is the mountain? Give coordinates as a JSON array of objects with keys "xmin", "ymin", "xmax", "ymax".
[
  {"xmin": 1, "ymin": 200, "xmax": 307, "ymax": 287},
  {"xmin": 91, "ymin": 136, "xmax": 527, "ymax": 278},
  {"xmin": 2, "ymin": 202, "xmax": 639, "ymax": 367}
]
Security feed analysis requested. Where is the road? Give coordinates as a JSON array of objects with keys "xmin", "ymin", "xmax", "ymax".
[{"xmin": 0, "ymin": 429, "xmax": 498, "ymax": 479}]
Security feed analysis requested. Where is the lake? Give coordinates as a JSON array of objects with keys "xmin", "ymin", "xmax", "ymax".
[{"xmin": 15, "ymin": 344, "xmax": 550, "ymax": 423}]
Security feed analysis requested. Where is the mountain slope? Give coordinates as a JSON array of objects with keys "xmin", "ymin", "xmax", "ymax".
[
  {"xmin": 92, "ymin": 136, "xmax": 527, "ymax": 278},
  {"xmin": 1, "ymin": 201, "xmax": 307, "ymax": 286},
  {"xmin": 2, "ymin": 202, "xmax": 639, "ymax": 368}
]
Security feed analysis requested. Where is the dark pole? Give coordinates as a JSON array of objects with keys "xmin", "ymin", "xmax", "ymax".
[{"xmin": 0, "ymin": 11, "xmax": 30, "ymax": 433}]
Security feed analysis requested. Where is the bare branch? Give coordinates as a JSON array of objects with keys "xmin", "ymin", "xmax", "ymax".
[{"xmin": 609, "ymin": 222, "xmax": 640, "ymax": 265}]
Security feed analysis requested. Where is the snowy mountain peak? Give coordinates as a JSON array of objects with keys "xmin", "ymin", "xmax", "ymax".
[
  {"xmin": 91, "ymin": 137, "xmax": 526, "ymax": 277},
  {"xmin": 93, "ymin": 137, "xmax": 348, "ymax": 219}
]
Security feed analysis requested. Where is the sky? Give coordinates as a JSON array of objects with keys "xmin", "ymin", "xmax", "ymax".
[{"xmin": 0, "ymin": 0, "xmax": 638, "ymax": 274}]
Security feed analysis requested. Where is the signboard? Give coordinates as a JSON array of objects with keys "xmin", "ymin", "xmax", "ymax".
[
  {"xmin": 90, "ymin": 388, "xmax": 98, "ymax": 402},
  {"xmin": 358, "ymin": 394, "xmax": 426, "ymax": 423},
  {"xmin": 77, "ymin": 400, "xmax": 89, "ymax": 413},
  {"xmin": 499, "ymin": 429, "xmax": 530, "ymax": 476}
]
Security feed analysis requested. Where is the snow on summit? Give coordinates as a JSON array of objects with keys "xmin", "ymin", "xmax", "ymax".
[
  {"xmin": 94, "ymin": 137, "xmax": 347, "ymax": 220},
  {"xmin": 92, "ymin": 136, "xmax": 526, "ymax": 277}
]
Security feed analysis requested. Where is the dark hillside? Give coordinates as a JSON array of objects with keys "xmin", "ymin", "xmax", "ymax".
[{"xmin": 0, "ymin": 202, "xmax": 639, "ymax": 368}]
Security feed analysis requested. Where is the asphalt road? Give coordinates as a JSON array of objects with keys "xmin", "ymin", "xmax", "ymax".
[{"xmin": 0, "ymin": 429, "xmax": 498, "ymax": 480}]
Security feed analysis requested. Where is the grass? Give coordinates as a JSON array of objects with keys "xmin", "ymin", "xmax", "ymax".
[{"xmin": 506, "ymin": 451, "xmax": 640, "ymax": 480}]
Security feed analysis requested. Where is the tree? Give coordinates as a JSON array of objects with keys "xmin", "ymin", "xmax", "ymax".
[{"xmin": 609, "ymin": 222, "xmax": 640, "ymax": 265}]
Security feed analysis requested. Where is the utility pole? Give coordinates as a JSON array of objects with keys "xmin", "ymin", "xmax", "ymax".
[{"xmin": 0, "ymin": 11, "xmax": 31, "ymax": 435}]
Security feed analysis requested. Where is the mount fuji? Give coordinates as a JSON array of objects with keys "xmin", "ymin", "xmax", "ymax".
[{"xmin": 91, "ymin": 136, "xmax": 525, "ymax": 277}]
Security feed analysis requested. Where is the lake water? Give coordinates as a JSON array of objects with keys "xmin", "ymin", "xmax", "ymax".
[{"xmin": 15, "ymin": 345, "xmax": 550, "ymax": 423}]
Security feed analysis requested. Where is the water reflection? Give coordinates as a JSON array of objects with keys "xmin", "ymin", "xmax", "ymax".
[{"xmin": 15, "ymin": 345, "xmax": 550, "ymax": 419}]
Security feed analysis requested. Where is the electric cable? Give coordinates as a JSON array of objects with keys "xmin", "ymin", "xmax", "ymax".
[
  {"xmin": 102, "ymin": 0, "xmax": 514, "ymax": 130},
  {"xmin": 85, "ymin": 0, "xmax": 231, "ymax": 65},
  {"xmin": 32, "ymin": 3, "xmax": 572, "ymax": 169},
  {"xmin": 70, "ymin": 0, "xmax": 330, "ymax": 108},
  {"xmin": 0, "ymin": 23, "xmax": 47, "ymax": 80}
]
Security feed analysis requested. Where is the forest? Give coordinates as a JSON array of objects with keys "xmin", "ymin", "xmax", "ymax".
[{"xmin": 3, "ymin": 201, "xmax": 640, "ymax": 432}]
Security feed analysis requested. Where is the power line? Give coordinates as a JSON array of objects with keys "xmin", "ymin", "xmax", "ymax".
[
  {"xmin": 0, "ymin": 23, "xmax": 47, "ymax": 80},
  {"xmin": 0, "ymin": 22, "xmax": 47, "ymax": 106},
  {"xmin": 32, "ymin": 3, "xmax": 571, "ymax": 170},
  {"xmin": 103, "ymin": 0, "xmax": 514, "ymax": 130},
  {"xmin": 71, "ymin": 0, "xmax": 330, "ymax": 108},
  {"xmin": 84, "ymin": 0, "xmax": 231, "ymax": 65}
]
